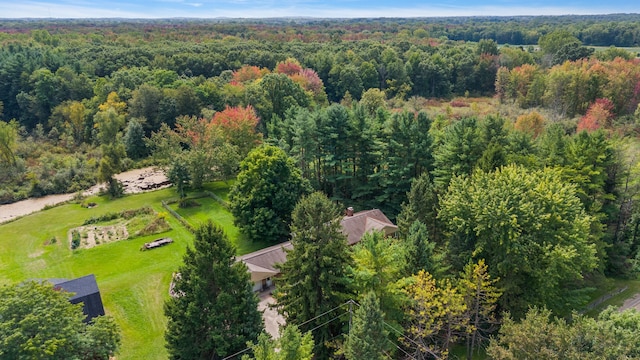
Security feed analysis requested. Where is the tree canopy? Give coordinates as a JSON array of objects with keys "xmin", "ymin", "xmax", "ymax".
[
  {"xmin": 229, "ymin": 144, "xmax": 311, "ymax": 244},
  {"xmin": 439, "ymin": 165, "xmax": 598, "ymax": 316},
  {"xmin": 0, "ymin": 281, "xmax": 120, "ymax": 360},
  {"xmin": 274, "ymin": 191, "xmax": 353, "ymax": 359}
]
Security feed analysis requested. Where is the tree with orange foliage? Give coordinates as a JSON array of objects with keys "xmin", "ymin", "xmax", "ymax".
[
  {"xmin": 232, "ymin": 65, "xmax": 269, "ymax": 83},
  {"xmin": 210, "ymin": 105, "xmax": 262, "ymax": 159},
  {"xmin": 514, "ymin": 111, "xmax": 546, "ymax": 138},
  {"xmin": 577, "ymin": 98, "xmax": 615, "ymax": 132}
]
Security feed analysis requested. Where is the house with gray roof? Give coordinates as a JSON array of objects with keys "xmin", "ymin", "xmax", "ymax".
[{"xmin": 239, "ymin": 208, "xmax": 397, "ymax": 292}]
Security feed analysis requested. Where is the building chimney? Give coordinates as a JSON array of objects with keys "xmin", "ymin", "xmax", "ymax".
[{"xmin": 346, "ymin": 207, "xmax": 354, "ymax": 217}]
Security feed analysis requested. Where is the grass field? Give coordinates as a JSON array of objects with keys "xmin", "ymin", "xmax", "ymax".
[
  {"xmin": 0, "ymin": 182, "xmax": 250, "ymax": 360},
  {"xmin": 171, "ymin": 196, "xmax": 269, "ymax": 255}
]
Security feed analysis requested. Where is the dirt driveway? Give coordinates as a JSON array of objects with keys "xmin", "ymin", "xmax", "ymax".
[{"xmin": 0, "ymin": 167, "xmax": 168, "ymax": 224}]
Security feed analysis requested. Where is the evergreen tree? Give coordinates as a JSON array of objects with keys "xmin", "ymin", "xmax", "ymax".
[
  {"xmin": 405, "ymin": 220, "xmax": 449, "ymax": 279},
  {"xmin": 242, "ymin": 325, "xmax": 313, "ymax": 360},
  {"xmin": 377, "ymin": 110, "xmax": 432, "ymax": 217},
  {"xmin": 278, "ymin": 325, "xmax": 314, "ymax": 360},
  {"xmin": 344, "ymin": 292, "xmax": 390, "ymax": 360},
  {"xmin": 432, "ymin": 117, "xmax": 483, "ymax": 190},
  {"xmin": 397, "ymin": 172, "xmax": 440, "ymax": 244},
  {"xmin": 123, "ymin": 118, "xmax": 148, "ymax": 159},
  {"xmin": 477, "ymin": 141, "xmax": 507, "ymax": 173},
  {"xmin": 164, "ymin": 221, "xmax": 263, "ymax": 360},
  {"xmin": 274, "ymin": 192, "xmax": 354, "ymax": 359}
]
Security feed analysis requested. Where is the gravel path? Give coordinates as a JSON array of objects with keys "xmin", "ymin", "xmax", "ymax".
[
  {"xmin": 619, "ymin": 292, "xmax": 640, "ymax": 312},
  {"xmin": 0, "ymin": 167, "xmax": 169, "ymax": 224}
]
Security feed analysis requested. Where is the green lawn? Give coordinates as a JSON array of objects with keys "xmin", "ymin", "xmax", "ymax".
[
  {"xmin": 171, "ymin": 196, "xmax": 268, "ymax": 255},
  {"xmin": 0, "ymin": 182, "xmax": 252, "ymax": 360}
]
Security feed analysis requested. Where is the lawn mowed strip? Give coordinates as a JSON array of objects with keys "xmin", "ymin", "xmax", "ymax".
[{"xmin": 0, "ymin": 182, "xmax": 258, "ymax": 359}]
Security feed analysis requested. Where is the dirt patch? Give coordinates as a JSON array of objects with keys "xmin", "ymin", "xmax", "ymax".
[
  {"xmin": 620, "ymin": 293, "xmax": 640, "ymax": 312},
  {"xmin": 28, "ymin": 249, "xmax": 44, "ymax": 258},
  {"xmin": 0, "ymin": 166, "xmax": 169, "ymax": 224},
  {"xmin": 69, "ymin": 225, "xmax": 129, "ymax": 249}
]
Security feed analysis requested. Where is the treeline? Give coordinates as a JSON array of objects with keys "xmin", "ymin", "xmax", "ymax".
[
  {"xmin": 497, "ymin": 57, "xmax": 640, "ymax": 120},
  {"xmin": 2, "ymin": 14, "xmax": 640, "ymax": 46}
]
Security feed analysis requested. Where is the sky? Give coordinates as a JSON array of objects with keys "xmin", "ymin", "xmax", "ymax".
[{"xmin": 0, "ymin": 0, "xmax": 638, "ymax": 19}]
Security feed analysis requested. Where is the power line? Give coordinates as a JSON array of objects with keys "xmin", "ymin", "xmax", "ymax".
[{"xmin": 223, "ymin": 298, "xmax": 439, "ymax": 360}]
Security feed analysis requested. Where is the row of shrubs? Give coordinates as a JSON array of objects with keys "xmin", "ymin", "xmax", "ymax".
[{"xmin": 82, "ymin": 206, "xmax": 155, "ymax": 225}]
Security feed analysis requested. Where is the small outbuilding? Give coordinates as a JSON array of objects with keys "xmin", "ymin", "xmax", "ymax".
[{"xmin": 51, "ymin": 274, "xmax": 106, "ymax": 322}]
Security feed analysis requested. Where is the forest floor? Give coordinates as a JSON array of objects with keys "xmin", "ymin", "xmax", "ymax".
[{"xmin": 0, "ymin": 167, "xmax": 169, "ymax": 224}]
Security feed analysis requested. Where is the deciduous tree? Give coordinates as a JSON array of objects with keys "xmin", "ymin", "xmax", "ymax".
[
  {"xmin": 404, "ymin": 270, "xmax": 467, "ymax": 360},
  {"xmin": 352, "ymin": 231, "xmax": 407, "ymax": 325},
  {"xmin": 458, "ymin": 259, "xmax": 502, "ymax": 360},
  {"xmin": 0, "ymin": 281, "xmax": 120, "ymax": 360},
  {"xmin": 0, "ymin": 120, "xmax": 17, "ymax": 166},
  {"xmin": 229, "ymin": 144, "xmax": 311, "ymax": 243},
  {"xmin": 439, "ymin": 165, "xmax": 598, "ymax": 317}
]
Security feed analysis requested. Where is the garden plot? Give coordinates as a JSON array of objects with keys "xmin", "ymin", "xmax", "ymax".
[
  {"xmin": 69, "ymin": 225, "xmax": 129, "ymax": 249},
  {"xmin": 68, "ymin": 207, "xmax": 171, "ymax": 250}
]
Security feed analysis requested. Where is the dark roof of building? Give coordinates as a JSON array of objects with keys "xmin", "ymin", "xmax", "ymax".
[
  {"xmin": 239, "ymin": 241, "xmax": 292, "ymax": 272},
  {"xmin": 52, "ymin": 274, "xmax": 100, "ymax": 301},
  {"xmin": 240, "ymin": 209, "xmax": 397, "ymax": 281}
]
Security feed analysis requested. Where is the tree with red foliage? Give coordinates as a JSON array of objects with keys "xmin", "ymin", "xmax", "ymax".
[
  {"xmin": 577, "ymin": 98, "xmax": 615, "ymax": 132},
  {"xmin": 275, "ymin": 58, "xmax": 303, "ymax": 76},
  {"xmin": 210, "ymin": 105, "xmax": 262, "ymax": 158},
  {"xmin": 290, "ymin": 68, "xmax": 328, "ymax": 105}
]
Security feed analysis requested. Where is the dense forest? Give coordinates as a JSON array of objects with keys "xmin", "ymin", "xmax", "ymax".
[{"xmin": 3, "ymin": 15, "xmax": 640, "ymax": 359}]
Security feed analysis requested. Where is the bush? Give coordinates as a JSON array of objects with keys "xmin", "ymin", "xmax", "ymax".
[
  {"xmin": 71, "ymin": 230, "xmax": 81, "ymax": 249},
  {"xmin": 136, "ymin": 216, "xmax": 172, "ymax": 237},
  {"xmin": 82, "ymin": 207, "xmax": 154, "ymax": 225}
]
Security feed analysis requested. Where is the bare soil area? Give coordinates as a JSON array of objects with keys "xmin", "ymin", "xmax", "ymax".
[
  {"xmin": 69, "ymin": 224, "xmax": 129, "ymax": 249},
  {"xmin": 0, "ymin": 167, "xmax": 169, "ymax": 224},
  {"xmin": 619, "ymin": 293, "xmax": 640, "ymax": 312}
]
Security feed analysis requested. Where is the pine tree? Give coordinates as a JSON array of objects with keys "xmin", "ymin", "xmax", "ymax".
[
  {"xmin": 432, "ymin": 117, "xmax": 483, "ymax": 190},
  {"xmin": 344, "ymin": 292, "xmax": 389, "ymax": 360},
  {"xmin": 164, "ymin": 221, "xmax": 263, "ymax": 360},
  {"xmin": 274, "ymin": 191, "xmax": 354, "ymax": 359},
  {"xmin": 242, "ymin": 325, "xmax": 313, "ymax": 360},
  {"xmin": 397, "ymin": 172, "xmax": 440, "ymax": 244},
  {"xmin": 405, "ymin": 220, "xmax": 449, "ymax": 279}
]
